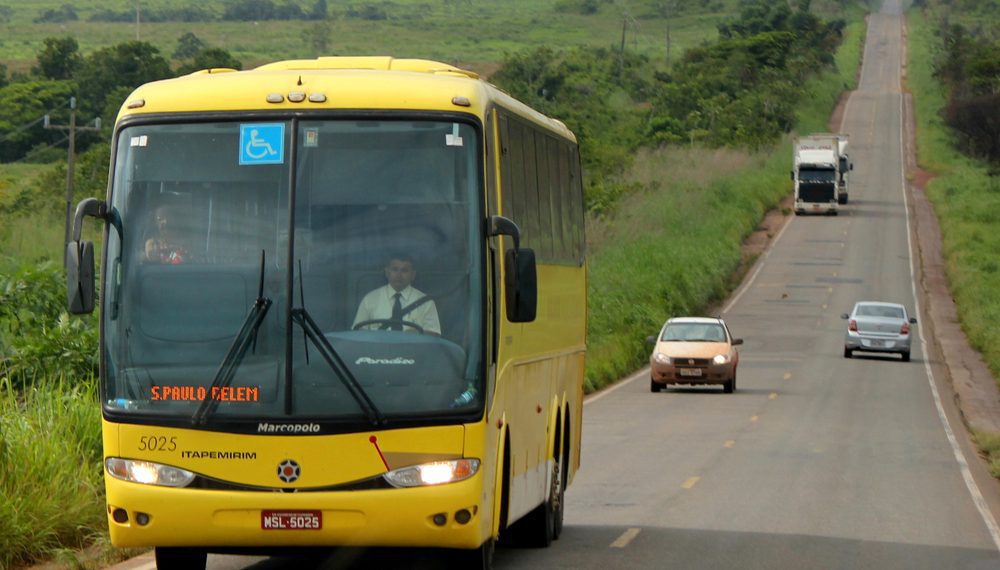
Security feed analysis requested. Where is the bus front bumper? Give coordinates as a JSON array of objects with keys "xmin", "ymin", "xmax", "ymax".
[{"xmin": 105, "ymin": 474, "xmax": 488, "ymax": 549}]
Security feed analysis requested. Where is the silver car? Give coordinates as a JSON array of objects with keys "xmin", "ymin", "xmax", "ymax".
[{"xmin": 841, "ymin": 301, "xmax": 916, "ymax": 361}]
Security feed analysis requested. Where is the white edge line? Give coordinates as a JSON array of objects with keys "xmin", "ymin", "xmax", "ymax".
[
  {"xmin": 897, "ymin": 57, "xmax": 1000, "ymax": 552},
  {"xmin": 584, "ymin": 367, "xmax": 647, "ymax": 406},
  {"xmin": 722, "ymin": 211, "xmax": 794, "ymax": 315}
]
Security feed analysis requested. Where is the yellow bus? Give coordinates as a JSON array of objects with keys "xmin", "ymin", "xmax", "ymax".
[{"xmin": 67, "ymin": 56, "xmax": 586, "ymax": 569}]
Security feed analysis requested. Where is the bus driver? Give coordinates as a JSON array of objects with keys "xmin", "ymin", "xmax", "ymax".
[{"xmin": 352, "ymin": 254, "xmax": 441, "ymax": 335}]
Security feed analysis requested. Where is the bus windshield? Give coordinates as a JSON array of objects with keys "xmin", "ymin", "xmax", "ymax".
[{"xmin": 101, "ymin": 119, "xmax": 484, "ymax": 428}]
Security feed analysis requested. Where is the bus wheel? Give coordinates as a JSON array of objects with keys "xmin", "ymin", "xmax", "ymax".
[
  {"xmin": 551, "ymin": 450, "xmax": 565, "ymax": 540},
  {"xmin": 511, "ymin": 453, "xmax": 562, "ymax": 547},
  {"xmin": 154, "ymin": 547, "xmax": 206, "ymax": 570},
  {"xmin": 454, "ymin": 538, "xmax": 495, "ymax": 569}
]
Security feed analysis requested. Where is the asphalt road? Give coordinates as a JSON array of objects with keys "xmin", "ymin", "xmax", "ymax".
[{"xmin": 109, "ymin": 2, "xmax": 1000, "ymax": 569}]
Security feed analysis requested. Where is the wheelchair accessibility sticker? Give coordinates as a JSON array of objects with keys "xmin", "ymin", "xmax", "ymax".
[{"xmin": 239, "ymin": 123, "xmax": 285, "ymax": 165}]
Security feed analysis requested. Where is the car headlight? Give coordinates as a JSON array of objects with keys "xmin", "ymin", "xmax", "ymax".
[
  {"xmin": 653, "ymin": 353, "xmax": 672, "ymax": 364},
  {"xmin": 106, "ymin": 458, "xmax": 195, "ymax": 487},
  {"xmin": 713, "ymin": 354, "xmax": 731, "ymax": 365},
  {"xmin": 383, "ymin": 459, "xmax": 480, "ymax": 488}
]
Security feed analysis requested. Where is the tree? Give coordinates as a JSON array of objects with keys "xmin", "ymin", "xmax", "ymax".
[
  {"xmin": 309, "ymin": 0, "xmax": 328, "ymax": 20},
  {"xmin": 33, "ymin": 4, "xmax": 78, "ymax": 23},
  {"xmin": 0, "ymin": 80, "xmax": 76, "ymax": 162},
  {"xmin": 172, "ymin": 32, "xmax": 207, "ymax": 60},
  {"xmin": 34, "ymin": 37, "xmax": 83, "ymax": 81},
  {"xmin": 75, "ymin": 41, "xmax": 172, "ymax": 118},
  {"xmin": 175, "ymin": 48, "xmax": 243, "ymax": 75}
]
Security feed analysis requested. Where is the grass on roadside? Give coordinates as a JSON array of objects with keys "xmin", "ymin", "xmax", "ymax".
[
  {"xmin": 0, "ymin": 376, "xmax": 105, "ymax": 570},
  {"xmin": 972, "ymin": 431, "xmax": 1000, "ymax": 479},
  {"xmin": 906, "ymin": 10, "xmax": 1000, "ymax": 381},
  {"xmin": 581, "ymin": 17, "xmax": 865, "ymax": 392}
]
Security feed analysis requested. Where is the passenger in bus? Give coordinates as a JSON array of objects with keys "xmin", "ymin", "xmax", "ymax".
[
  {"xmin": 352, "ymin": 254, "xmax": 441, "ymax": 335},
  {"xmin": 144, "ymin": 206, "xmax": 190, "ymax": 265}
]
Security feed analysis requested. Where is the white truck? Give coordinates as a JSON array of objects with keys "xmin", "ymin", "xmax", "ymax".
[
  {"xmin": 792, "ymin": 133, "xmax": 850, "ymax": 215},
  {"xmin": 835, "ymin": 134, "xmax": 853, "ymax": 205}
]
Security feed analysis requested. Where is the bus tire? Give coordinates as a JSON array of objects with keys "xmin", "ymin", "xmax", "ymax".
[
  {"xmin": 154, "ymin": 547, "xmax": 206, "ymax": 570},
  {"xmin": 454, "ymin": 538, "xmax": 495, "ymax": 569},
  {"xmin": 510, "ymin": 452, "xmax": 562, "ymax": 547}
]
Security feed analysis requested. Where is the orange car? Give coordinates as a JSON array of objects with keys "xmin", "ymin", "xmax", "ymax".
[{"xmin": 647, "ymin": 317, "xmax": 743, "ymax": 393}]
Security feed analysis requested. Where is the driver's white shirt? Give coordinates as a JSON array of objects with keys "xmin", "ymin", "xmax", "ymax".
[{"xmin": 352, "ymin": 284, "xmax": 441, "ymax": 334}]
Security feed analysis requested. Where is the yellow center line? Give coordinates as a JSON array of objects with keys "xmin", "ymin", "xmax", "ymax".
[
  {"xmin": 783, "ymin": 372, "xmax": 792, "ymax": 380},
  {"xmin": 724, "ymin": 440, "xmax": 735, "ymax": 448},
  {"xmin": 682, "ymin": 476, "xmax": 701, "ymax": 489},
  {"xmin": 769, "ymin": 393, "xmax": 777, "ymax": 400},
  {"xmin": 610, "ymin": 527, "xmax": 642, "ymax": 549},
  {"xmin": 750, "ymin": 415, "xmax": 759, "ymax": 422}
]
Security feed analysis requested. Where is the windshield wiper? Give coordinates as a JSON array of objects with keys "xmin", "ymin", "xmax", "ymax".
[
  {"xmin": 193, "ymin": 251, "xmax": 272, "ymax": 426},
  {"xmin": 291, "ymin": 261, "xmax": 385, "ymax": 426}
]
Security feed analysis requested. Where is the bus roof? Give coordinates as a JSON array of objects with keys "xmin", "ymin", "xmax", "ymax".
[{"xmin": 116, "ymin": 56, "xmax": 575, "ymax": 142}]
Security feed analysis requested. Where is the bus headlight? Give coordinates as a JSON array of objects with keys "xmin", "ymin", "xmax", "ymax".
[
  {"xmin": 106, "ymin": 458, "xmax": 195, "ymax": 487},
  {"xmin": 383, "ymin": 459, "xmax": 480, "ymax": 488}
]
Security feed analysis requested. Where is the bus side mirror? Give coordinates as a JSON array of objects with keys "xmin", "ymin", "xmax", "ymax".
[
  {"xmin": 66, "ymin": 198, "xmax": 107, "ymax": 315},
  {"xmin": 486, "ymin": 215, "xmax": 537, "ymax": 323},
  {"xmin": 504, "ymin": 247, "xmax": 537, "ymax": 323},
  {"xmin": 67, "ymin": 240, "xmax": 96, "ymax": 314}
]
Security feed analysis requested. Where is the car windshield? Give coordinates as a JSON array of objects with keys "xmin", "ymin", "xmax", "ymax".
[
  {"xmin": 100, "ymin": 119, "xmax": 484, "ymax": 427},
  {"xmin": 662, "ymin": 323, "xmax": 726, "ymax": 342},
  {"xmin": 857, "ymin": 305, "xmax": 904, "ymax": 319}
]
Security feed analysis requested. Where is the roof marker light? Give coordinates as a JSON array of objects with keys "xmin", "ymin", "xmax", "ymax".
[
  {"xmin": 266, "ymin": 93, "xmax": 285, "ymax": 103},
  {"xmin": 288, "ymin": 92, "xmax": 306, "ymax": 103},
  {"xmin": 308, "ymin": 93, "xmax": 327, "ymax": 103},
  {"xmin": 127, "ymin": 99, "xmax": 146, "ymax": 109},
  {"xmin": 451, "ymin": 96, "xmax": 471, "ymax": 107}
]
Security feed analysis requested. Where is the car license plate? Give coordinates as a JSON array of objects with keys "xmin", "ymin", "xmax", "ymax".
[
  {"xmin": 869, "ymin": 339, "xmax": 884, "ymax": 347},
  {"xmin": 679, "ymin": 368, "xmax": 703, "ymax": 378},
  {"xmin": 261, "ymin": 510, "xmax": 322, "ymax": 530}
]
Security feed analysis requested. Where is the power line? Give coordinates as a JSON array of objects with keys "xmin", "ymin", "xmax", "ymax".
[
  {"xmin": 42, "ymin": 97, "xmax": 102, "ymax": 263},
  {"xmin": 0, "ymin": 101, "xmax": 82, "ymax": 143},
  {"xmin": 11, "ymin": 133, "xmax": 70, "ymax": 163}
]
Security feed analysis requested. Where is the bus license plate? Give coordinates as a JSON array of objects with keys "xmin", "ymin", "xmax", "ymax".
[
  {"xmin": 261, "ymin": 510, "xmax": 322, "ymax": 530},
  {"xmin": 679, "ymin": 368, "xmax": 703, "ymax": 378}
]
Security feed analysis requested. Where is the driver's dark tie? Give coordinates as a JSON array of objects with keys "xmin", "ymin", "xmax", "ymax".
[{"xmin": 390, "ymin": 293, "xmax": 402, "ymax": 331}]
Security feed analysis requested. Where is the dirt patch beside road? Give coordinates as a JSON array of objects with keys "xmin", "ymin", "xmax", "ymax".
[{"xmin": 901, "ymin": 93, "xmax": 1000, "ymax": 434}]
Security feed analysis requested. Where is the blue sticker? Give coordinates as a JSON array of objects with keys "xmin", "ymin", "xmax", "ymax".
[{"xmin": 239, "ymin": 123, "xmax": 285, "ymax": 165}]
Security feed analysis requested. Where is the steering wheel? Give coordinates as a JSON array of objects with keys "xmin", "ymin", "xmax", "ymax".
[{"xmin": 353, "ymin": 319, "xmax": 426, "ymax": 334}]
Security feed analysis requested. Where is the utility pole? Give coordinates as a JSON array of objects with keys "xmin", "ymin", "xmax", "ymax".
[
  {"xmin": 45, "ymin": 97, "xmax": 101, "ymax": 264},
  {"xmin": 617, "ymin": 16, "xmax": 627, "ymax": 79}
]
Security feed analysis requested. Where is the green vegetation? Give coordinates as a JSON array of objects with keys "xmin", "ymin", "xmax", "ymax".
[
  {"xmin": 0, "ymin": 377, "xmax": 104, "ymax": 569},
  {"xmin": 973, "ymin": 430, "xmax": 1000, "ymax": 479},
  {"xmin": 575, "ymin": 13, "xmax": 866, "ymax": 390},
  {"xmin": 906, "ymin": 6, "xmax": 1000, "ymax": 380},
  {"xmin": 0, "ymin": 0, "xmax": 867, "ymax": 565},
  {"xmin": 0, "ymin": 0, "xmax": 740, "ymax": 72}
]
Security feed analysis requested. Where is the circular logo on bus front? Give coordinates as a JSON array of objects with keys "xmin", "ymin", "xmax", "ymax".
[{"xmin": 277, "ymin": 459, "xmax": 300, "ymax": 483}]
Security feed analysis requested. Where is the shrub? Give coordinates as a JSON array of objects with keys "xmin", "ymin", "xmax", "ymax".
[{"xmin": 0, "ymin": 261, "xmax": 99, "ymax": 390}]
